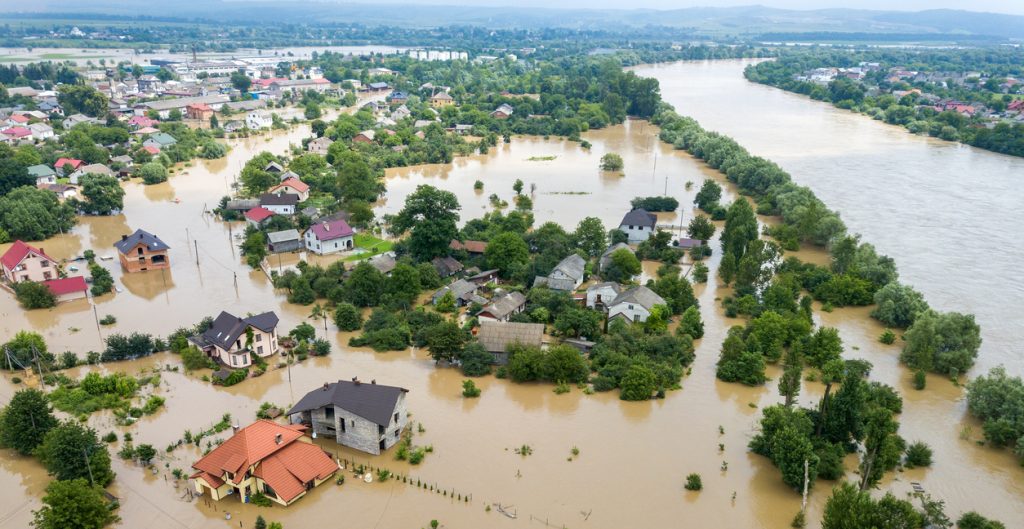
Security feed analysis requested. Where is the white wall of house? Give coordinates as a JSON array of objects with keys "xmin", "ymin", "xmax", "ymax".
[
  {"xmin": 262, "ymin": 204, "xmax": 295, "ymax": 215},
  {"xmin": 2, "ymin": 252, "xmax": 58, "ymax": 283},
  {"xmin": 304, "ymin": 231, "xmax": 353, "ymax": 255},
  {"xmin": 619, "ymin": 223, "xmax": 653, "ymax": 243},
  {"xmin": 608, "ymin": 302, "xmax": 653, "ymax": 323},
  {"xmin": 549, "ymin": 268, "xmax": 583, "ymax": 289},
  {"xmin": 212, "ymin": 325, "xmax": 278, "ymax": 368},
  {"xmin": 586, "ymin": 285, "xmax": 620, "ymax": 310}
]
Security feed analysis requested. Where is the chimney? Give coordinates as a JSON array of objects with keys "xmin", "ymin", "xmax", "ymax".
[
  {"xmin": 322, "ymin": 382, "xmax": 329, "ymax": 391},
  {"xmin": 121, "ymin": 234, "xmax": 128, "ymax": 241},
  {"xmin": 232, "ymin": 423, "xmax": 240, "ymax": 434},
  {"xmin": 352, "ymin": 376, "xmax": 360, "ymax": 386},
  {"xmin": 274, "ymin": 433, "xmax": 282, "ymax": 445},
  {"xmin": 371, "ymin": 379, "xmax": 376, "ymax": 385}
]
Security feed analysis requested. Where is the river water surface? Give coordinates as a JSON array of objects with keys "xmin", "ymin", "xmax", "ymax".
[{"xmin": 0, "ymin": 60, "xmax": 1021, "ymax": 529}]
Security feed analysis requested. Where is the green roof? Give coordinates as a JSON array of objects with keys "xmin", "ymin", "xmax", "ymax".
[
  {"xmin": 147, "ymin": 132, "xmax": 177, "ymax": 146},
  {"xmin": 28, "ymin": 164, "xmax": 56, "ymax": 177}
]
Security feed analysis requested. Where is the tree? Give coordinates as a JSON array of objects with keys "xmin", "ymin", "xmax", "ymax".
[
  {"xmin": 88, "ymin": 263, "xmax": 114, "ymax": 296},
  {"xmin": 135, "ymin": 444, "xmax": 157, "ymax": 465},
  {"xmin": 32, "ymin": 478, "xmax": 117, "ymax": 529},
  {"xmin": 677, "ymin": 306, "xmax": 704, "ymax": 339},
  {"xmin": 37, "ymin": 421, "xmax": 115, "ymax": 486},
  {"xmin": 0, "ymin": 388, "xmax": 58, "ymax": 454},
  {"xmin": 686, "ymin": 214, "xmax": 715, "ymax": 242},
  {"xmin": 391, "ymin": 185, "xmax": 460, "ymax": 261},
  {"xmin": 230, "ymin": 72, "xmax": 252, "ymax": 93},
  {"xmin": 619, "ymin": 363, "xmax": 657, "ymax": 401},
  {"xmin": 180, "ymin": 346, "xmax": 212, "ymax": 371},
  {"xmin": 600, "ymin": 152, "xmax": 624, "ymax": 171},
  {"xmin": 457, "ymin": 342, "xmax": 493, "ymax": 376},
  {"xmin": 603, "ymin": 248, "xmax": 641, "ymax": 282},
  {"xmin": 435, "ymin": 290, "xmax": 456, "ymax": 313},
  {"xmin": 57, "ymin": 85, "xmax": 108, "ymax": 117},
  {"xmin": 239, "ymin": 152, "xmax": 279, "ymax": 196},
  {"xmin": 694, "ymin": 179, "xmax": 722, "ymax": 211},
  {"xmin": 485, "ymin": 232, "xmax": 529, "ymax": 278},
  {"xmin": 778, "ymin": 346, "xmax": 802, "ymax": 407},
  {"xmin": 290, "ymin": 322, "xmax": 316, "ymax": 343},
  {"xmin": 901, "ymin": 310, "xmax": 982, "ymax": 376},
  {"xmin": 241, "ymin": 230, "xmax": 267, "ymax": 269},
  {"xmin": 651, "ymin": 270, "xmax": 697, "ymax": 315},
  {"xmin": 304, "ymin": 102, "xmax": 322, "ymax": 120},
  {"xmin": 78, "ymin": 174, "xmax": 124, "ymax": 215},
  {"xmin": 541, "ymin": 345, "xmax": 589, "ymax": 383},
  {"xmin": 822, "ymin": 483, "xmax": 922, "ymax": 529},
  {"xmin": 0, "ymin": 157, "xmax": 32, "ymax": 196},
  {"xmin": 138, "ymin": 162, "xmax": 168, "ymax": 185},
  {"xmin": 14, "ymin": 281, "xmax": 56, "ymax": 309},
  {"xmin": 462, "ymin": 379, "xmax": 481, "ymax": 398},
  {"xmin": 333, "ymin": 303, "xmax": 363, "ymax": 331},
  {"xmin": 426, "ymin": 321, "xmax": 467, "ymax": 364},
  {"xmin": 805, "ymin": 327, "xmax": 843, "ymax": 368},
  {"xmin": 573, "ymin": 217, "xmax": 606, "ymax": 257},
  {"xmin": 871, "ymin": 283, "xmax": 929, "ymax": 328},
  {"xmin": 957, "ymin": 512, "xmax": 1007, "ymax": 529},
  {"xmin": 966, "ymin": 367, "xmax": 1024, "ymax": 450},
  {"xmin": 0, "ymin": 186, "xmax": 76, "ymax": 241},
  {"xmin": 385, "ymin": 262, "xmax": 422, "ymax": 307},
  {"xmin": 512, "ymin": 179, "xmax": 524, "ymax": 195},
  {"xmin": 720, "ymin": 198, "xmax": 758, "ymax": 261},
  {"xmin": 553, "ymin": 308, "xmax": 602, "ymax": 339},
  {"xmin": 716, "ymin": 327, "xmax": 766, "ymax": 385},
  {"xmin": 345, "ymin": 262, "xmax": 384, "ymax": 307}
]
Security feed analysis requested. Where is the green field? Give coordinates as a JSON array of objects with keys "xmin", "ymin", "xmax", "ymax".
[{"xmin": 344, "ymin": 233, "xmax": 394, "ymax": 262}]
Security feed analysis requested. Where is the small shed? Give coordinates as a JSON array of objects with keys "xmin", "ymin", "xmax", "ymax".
[{"xmin": 267, "ymin": 229, "xmax": 302, "ymax": 253}]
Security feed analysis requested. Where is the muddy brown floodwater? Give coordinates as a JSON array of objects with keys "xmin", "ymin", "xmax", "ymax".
[{"xmin": 1, "ymin": 60, "xmax": 1022, "ymax": 529}]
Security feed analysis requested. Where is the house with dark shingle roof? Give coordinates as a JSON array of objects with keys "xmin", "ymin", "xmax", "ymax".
[
  {"xmin": 287, "ymin": 378, "xmax": 409, "ymax": 455},
  {"xmin": 189, "ymin": 310, "xmax": 280, "ymax": 368},
  {"xmin": 619, "ymin": 208, "xmax": 657, "ymax": 243},
  {"xmin": 190, "ymin": 419, "xmax": 338, "ymax": 506},
  {"xmin": 114, "ymin": 229, "xmax": 170, "ymax": 273},
  {"xmin": 259, "ymin": 192, "xmax": 299, "ymax": 215}
]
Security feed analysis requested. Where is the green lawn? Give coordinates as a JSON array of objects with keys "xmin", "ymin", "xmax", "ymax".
[{"xmin": 343, "ymin": 233, "xmax": 393, "ymax": 261}]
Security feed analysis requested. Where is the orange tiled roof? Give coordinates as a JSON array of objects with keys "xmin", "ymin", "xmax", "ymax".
[{"xmin": 191, "ymin": 420, "xmax": 336, "ymax": 503}]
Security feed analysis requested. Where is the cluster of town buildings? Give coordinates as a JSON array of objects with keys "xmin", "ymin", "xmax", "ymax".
[{"xmin": 794, "ymin": 62, "xmax": 1024, "ymax": 124}]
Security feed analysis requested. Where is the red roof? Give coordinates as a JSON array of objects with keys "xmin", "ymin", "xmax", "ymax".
[
  {"xmin": 244, "ymin": 207, "xmax": 275, "ymax": 223},
  {"xmin": 187, "ymin": 103, "xmax": 213, "ymax": 111},
  {"xmin": 143, "ymin": 145, "xmax": 160, "ymax": 155},
  {"xmin": 308, "ymin": 219, "xmax": 353, "ymax": 242},
  {"xmin": 191, "ymin": 420, "xmax": 336, "ymax": 503},
  {"xmin": 269, "ymin": 177, "xmax": 310, "ymax": 194},
  {"xmin": 1, "ymin": 240, "xmax": 56, "ymax": 271},
  {"xmin": 253, "ymin": 77, "xmax": 287, "ymax": 88},
  {"xmin": 8, "ymin": 114, "xmax": 29, "ymax": 123},
  {"xmin": 43, "ymin": 276, "xmax": 88, "ymax": 296},
  {"xmin": 128, "ymin": 116, "xmax": 159, "ymax": 127},
  {"xmin": 55, "ymin": 158, "xmax": 84, "ymax": 171},
  {"xmin": 2, "ymin": 127, "xmax": 32, "ymax": 138},
  {"xmin": 1009, "ymin": 100, "xmax": 1024, "ymax": 112}
]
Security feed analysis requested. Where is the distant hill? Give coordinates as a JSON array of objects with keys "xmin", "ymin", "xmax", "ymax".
[{"xmin": 9, "ymin": 2, "xmax": 1024, "ymax": 40}]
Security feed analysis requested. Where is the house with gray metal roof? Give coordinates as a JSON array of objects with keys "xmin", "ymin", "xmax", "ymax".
[
  {"xmin": 266, "ymin": 229, "xmax": 302, "ymax": 253},
  {"xmin": 607, "ymin": 285, "xmax": 667, "ymax": 324},
  {"xmin": 287, "ymin": 378, "xmax": 409, "ymax": 455},
  {"xmin": 431, "ymin": 279, "xmax": 480, "ymax": 307},
  {"xmin": 533, "ymin": 253, "xmax": 586, "ymax": 291}
]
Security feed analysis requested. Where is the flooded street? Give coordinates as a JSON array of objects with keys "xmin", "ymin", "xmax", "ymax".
[{"xmin": 1, "ymin": 60, "xmax": 1023, "ymax": 529}]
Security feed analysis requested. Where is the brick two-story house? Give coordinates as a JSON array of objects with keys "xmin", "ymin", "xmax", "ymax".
[{"xmin": 114, "ymin": 229, "xmax": 170, "ymax": 273}]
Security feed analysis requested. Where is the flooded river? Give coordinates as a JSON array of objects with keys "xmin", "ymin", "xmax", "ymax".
[{"xmin": 1, "ymin": 60, "xmax": 1022, "ymax": 529}]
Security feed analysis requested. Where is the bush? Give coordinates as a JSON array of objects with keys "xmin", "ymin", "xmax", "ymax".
[
  {"xmin": 879, "ymin": 330, "xmax": 896, "ymax": 344},
  {"xmin": 904, "ymin": 441, "xmax": 932, "ymax": 468},
  {"xmin": 630, "ymin": 196, "xmax": 679, "ymax": 212},
  {"xmin": 249, "ymin": 492, "xmax": 273, "ymax": 507},
  {"xmin": 461, "ymin": 379, "xmax": 481, "ymax": 398},
  {"xmin": 913, "ymin": 370, "xmax": 927, "ymax": 390},
  {"xmin": 102, "ymin": 432, "xmax": 117, "ymax": 443},
  {"xmin": 901, "ymin": 310, "xmax": 981, "ymax": 376},
  {"xmin": 99, "ymin": 314, "xmax": 117, "ymax": 326},
  {"xmin": 600, "ymin": 152, "xmax": 624, "ymax": 171},
  {"xmin": 684, "ymin": 473, "xmax": 703, "ymax": 491},
  {"xmin": 139, "ymin": 162, "xmax": 168, "ymax": 185},
  {"xmin": 692, "ymin": 262, "xmax": 709, "ymax": 283},
  {"xmin": 333, "ymin": 303, "xmax": 363, "ymax": 331},
  {"xmin": 957, "ymin": 512, "xmax": 1007, "ymax": 529},
  {"xmin": 13, "ymin": 281, "xmax": 56, "ymax": 309}
]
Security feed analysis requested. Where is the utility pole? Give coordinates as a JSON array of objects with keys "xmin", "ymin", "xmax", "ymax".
[
  {"xmin": 194, "ymin": 240, "xmax": 200, "ymax": 266},
  {"xmin": 92, "ymin": 303, "xmax": 102, "ymax": 338},
  {"xmin": 83, "ymin": 448, "xmax": 96, "ymax": 487}
]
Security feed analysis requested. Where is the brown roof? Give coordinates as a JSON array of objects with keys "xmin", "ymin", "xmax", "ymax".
[
  {"xmin": 449, "ymin": 239, "xmax": 487, "ymax": 253},
  {"xmin": 476, "ymin": 321, "xmax": 544, "ymax": 353},
  {"xmin": 191, "ymin": 420, "xmax": 336, "ymax": 502}
]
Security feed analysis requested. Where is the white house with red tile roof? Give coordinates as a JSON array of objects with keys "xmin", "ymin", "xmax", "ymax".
[
  {"xmin": 268, "ymin": 177, "xmax": 310, "ymax": 201},
  {"xmin": 244, "ymin": 206, "xmax": 275, "ymax": 227},
  {"xmin": 54, "ymin": 158, "xmax": 84, "ymax": 176},
  {"xmin": 1, "ymin": 127, "xmax": 32, "ymax": 143},
  {"xmin": 304, "ymin": 219, "xmax": 354, "ymax": 255},
  {"xmin": 4, "ymin": 114, "xmax": 29, "ymax": 127},
  {"xmin": 190, "ymin": 420, "xmax": 338, "ymax": 506},
  {"xmin": 1, "ymin": 241, "xmax": 60, "ymax": 283}
]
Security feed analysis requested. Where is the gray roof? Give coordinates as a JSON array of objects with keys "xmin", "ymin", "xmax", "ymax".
[
  {"xmin": 587, "ymin": 282, "xmax": 623, "ymax": 295},
  {"xmin": 533, "ymin": 276, "xmax": 577, "ymax": 291},
  {"xmin": 480, "ymin": 291, "xmax": 527, "ymax": 320},
  {"xmin": 267, "ymin": 229, "xmax": 300, "ymax": 244},
  {"xmin": 551, "ymin": 254, "xmax": 586, "ymax": 281},
  {"xmin": 609, "ymin": 285, "xmax": 666, "ymax": 311},
  {"xmin": 476, "ymin": 321, "xmax": 544, "ymax": 354},
  {"xmin": 75, "ymin": 163, "xmax": 114, "ymax": 176},
  {"xmin": 432, "ymin": 279, "xmax": 477, "ymax": 303},
  {"xmin": 620, "ymin": 208, "xmax": 657, "ymax": 228},
  {"xmin": 200, "ymin": 310, "xmax": 279, "ymax": 352},
  {"xmin": 431, "ymin": 256, "xmax": 463, "ymax": 277},
  {"xmin": 226, "ymin": 199, "xmax": 260, "ymax": 210},
  {"xmin": 599, "ymin": 242, "xmax": 632, "ymax": 270},
  {"xmin": 114, "ymin": 229, "xmax": 170, "ymax": 254},
  {"xmin": 259, "ymin": 193, "xmax": 299, "ymax": 206},
  {"xmin": 368, "ymin": 253, "xmax": 397, "ymax": 274},
  {"xmin": 288, "ymin": 379, "xmax": 408, "ymax": 426},
  {"xmin": 143, "ymin": 94, "xmax": 229, "ymax": 111}
]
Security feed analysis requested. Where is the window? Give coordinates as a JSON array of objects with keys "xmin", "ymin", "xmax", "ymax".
[
  {"xmin": 628, "ymin": 304, "xmax": 634, "ymax": 310},
  {"xmin": 257, "ymin": 346, "xmax": 263, "ymax": 355},
  {"xmin": 256, "ymin": 334, "xmax": 262, "ymax": 342},
  {"xmin": 40, "ymin": 260, "xmax": 49, "ymax": 268},
  {"xmin": 394, "ymin": 412, "xmax": 399, "ymax": 424}
]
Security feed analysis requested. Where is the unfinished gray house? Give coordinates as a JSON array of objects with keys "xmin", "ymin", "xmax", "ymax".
[{"xmin": 287, "ymin": 378, "xmax": 409, "ymax": 455}]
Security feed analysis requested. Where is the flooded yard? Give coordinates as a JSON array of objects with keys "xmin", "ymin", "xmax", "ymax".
[{"xmin": 2, "ymin": 64, "xmax": 1023, "ymax": 528}]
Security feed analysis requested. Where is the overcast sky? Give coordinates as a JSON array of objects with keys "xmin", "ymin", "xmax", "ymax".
[{"xmin": 359, "ymin": 0, "xmax": 1024, "ymax": 15}]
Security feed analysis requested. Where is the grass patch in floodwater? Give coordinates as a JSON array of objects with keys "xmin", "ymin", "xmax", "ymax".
[
  {"xmin": 544, "ymin": 191, "xmax": 591, "ymax": 195},
  {"xmin": 343, "ymin": 233, "xmax": 394, "ymax": 261},
  {"xmin": 527, "ymin": 155, "xmax": 557, "ymax": 161}
]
